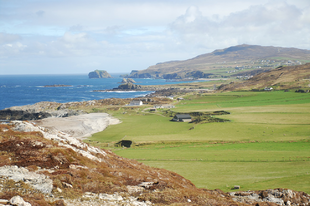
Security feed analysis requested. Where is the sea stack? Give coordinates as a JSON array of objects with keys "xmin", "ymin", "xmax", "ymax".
[{"xmin": 88, "ymin": 70, "xmax": 112, "ymax": 78}]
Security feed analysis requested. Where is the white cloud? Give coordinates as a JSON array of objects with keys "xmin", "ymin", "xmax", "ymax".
[
  {"xmin": 168, "ymin": 1, "xmax": 310, "ymax": 51},
  {"xmin": 0, "ymin": 0, "xmax": 309, "ymax": 74}
]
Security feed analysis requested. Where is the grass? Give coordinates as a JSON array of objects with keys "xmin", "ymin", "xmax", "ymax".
[{"xmin": 87, "ymin": 90, "xmax": 310, "ymax": 193}]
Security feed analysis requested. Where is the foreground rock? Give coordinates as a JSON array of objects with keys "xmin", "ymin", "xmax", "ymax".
[
  {"xmin": 0, "ymin": 166, "xmax": 53, "ymax": 194},
  {"xmin": 230, "ymin": 189, "xmax": 310, "ymax": 205}
]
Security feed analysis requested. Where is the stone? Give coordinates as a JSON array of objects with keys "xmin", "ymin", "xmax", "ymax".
[
  {"xmin": 62, "ymin": 182, "xmax": 73, "ymax": 188},
  {"xmin": 10, "ymin": 196, "xmax": 31, "ymax": 206},
  {"xmin": 0, "ymin": 199, "xmax": 8, "ymax": 204}
]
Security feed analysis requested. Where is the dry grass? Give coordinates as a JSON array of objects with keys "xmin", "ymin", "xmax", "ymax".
[
  {"xmin": 0, "ymin": 123, "xmax": 238, "ymax": 205},
  {"xmin": 219, "ymin": 63, "xmax": 310, "ymax": 91}
]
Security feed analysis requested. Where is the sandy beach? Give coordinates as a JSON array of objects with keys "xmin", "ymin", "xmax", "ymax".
[{"xmin": 34, "ymin": 113, "xmax": 120, "ymax": 139}]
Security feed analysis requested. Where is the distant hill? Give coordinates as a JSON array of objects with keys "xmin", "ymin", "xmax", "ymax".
[
  {"xmin": 218, "ymin": 63, "xmax": 310, "ymax": 91},
  {"xmin": 127, "ymin": 44, "xmax": 310, "ymax": 79}
]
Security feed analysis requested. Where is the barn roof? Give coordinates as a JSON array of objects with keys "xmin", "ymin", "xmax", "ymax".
[{"xmin": 174, "ymin": 114, "xmax": 191, "ymax": 119}]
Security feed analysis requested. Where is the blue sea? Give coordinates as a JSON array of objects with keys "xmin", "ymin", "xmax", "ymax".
[{"xmin": 0, "ymin": 74, "xmax": 202, "ymax": 110}]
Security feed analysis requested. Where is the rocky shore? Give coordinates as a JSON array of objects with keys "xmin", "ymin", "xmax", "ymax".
[{"xmin": 0, "ymin": 102, "xmax": 85, "ymax": 120}]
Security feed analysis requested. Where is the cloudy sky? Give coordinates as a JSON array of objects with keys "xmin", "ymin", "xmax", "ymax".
[{"xmin": 0, "ymin": 0, "xmax": 310, "ymax": 75}]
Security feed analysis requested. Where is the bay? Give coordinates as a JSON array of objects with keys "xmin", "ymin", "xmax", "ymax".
[{"xmin": 0, "ymin": 74, "xmax": 201, "ymax": 110}]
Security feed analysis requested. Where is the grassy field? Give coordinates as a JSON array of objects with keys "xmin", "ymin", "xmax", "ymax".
[{"xmin": 87, "ymin": 91, "xmax": 310, "ymax": 193}]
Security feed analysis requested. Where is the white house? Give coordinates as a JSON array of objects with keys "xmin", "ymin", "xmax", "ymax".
[{"xmin": 128, "ymin": 100, "xmax": 143, "ymax": 106}]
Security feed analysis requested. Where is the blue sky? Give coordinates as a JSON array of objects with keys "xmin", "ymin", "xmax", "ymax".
[{"xmin": 0, "ymin": 0, "xmax": 310, "ymax": 74}]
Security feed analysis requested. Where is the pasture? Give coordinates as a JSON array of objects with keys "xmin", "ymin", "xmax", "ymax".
[{"xmin": 87, "ymin": 91, "xmax": 310, "ymax": 193}]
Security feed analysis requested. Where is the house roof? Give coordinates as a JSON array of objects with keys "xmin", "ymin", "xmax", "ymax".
[{"xmin": 174, "ymin": 114, "xmax": 191, "ymax": 119}]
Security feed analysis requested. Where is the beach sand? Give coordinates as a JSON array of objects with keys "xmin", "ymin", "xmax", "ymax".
[{"xmin": 34, "ymin": 113, "xmax": 120, "ymax": 139}]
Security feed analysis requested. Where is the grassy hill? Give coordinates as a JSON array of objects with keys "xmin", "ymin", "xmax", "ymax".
[{"xmin": 127, "ymin": 44, "xmax": 310, "ymax": 79}]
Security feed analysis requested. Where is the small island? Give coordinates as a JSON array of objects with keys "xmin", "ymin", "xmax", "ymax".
[{"xmin": 88, "ymin": 70, "xmax": 112, "ymax": 79}]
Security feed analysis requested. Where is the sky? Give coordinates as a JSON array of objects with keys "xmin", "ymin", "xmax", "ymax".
[{"xmin": 0, "ymin": 0, "xmax": 310, "ymax": 75}]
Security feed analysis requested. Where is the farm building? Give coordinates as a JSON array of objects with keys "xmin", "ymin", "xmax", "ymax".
[
  {"xmin": 128, "ymin": 100, "xmax": 143, "ymax": 106},
  {"xmin": 264, "ymin": 87, "xmax": 273, "ymax": 91},
  {"xmin": 172, "ymin": 114, "xmax": 192, "ymax": 122}
]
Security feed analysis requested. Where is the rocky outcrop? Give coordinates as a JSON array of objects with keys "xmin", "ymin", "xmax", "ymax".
[
  {"xmin": 229, "ymin": 189, "xmax": 310, "ymax": 205},
  {"xmin": 0, "ymin": 102, "xmax": 86, "ymax": 120},
  {"xmin": 117, "ymin": 83, "xmax": 142, "ymax": 90},
  {"xmin": 88, "ymin": 70, "xmax": 112, "ymax": 78},
  {"xmin": 0, "ymin": 165, "xmax": 53, "ymax": 194},
  {"xmin": 0, "ymin": 108, "xmax": 85, "ymax": 121},
  {"xmin": 0, "ymin": 109, "xmax": 52, "ymax": 120},
  {"xmin": 121, "ymin": 78, "xmax": 136, "ymax": 84}
]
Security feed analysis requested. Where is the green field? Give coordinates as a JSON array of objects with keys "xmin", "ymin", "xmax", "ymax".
[{"xmin": 87, "ymin": 91, "xmax": 310, "ymax": 193}]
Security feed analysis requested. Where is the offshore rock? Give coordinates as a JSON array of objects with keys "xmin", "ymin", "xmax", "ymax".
[
  {"xmin": 88, "ymin": 70, "xmax": 112, "ymax": 78},
  {"xmin": 121, "ymin": 78, "xmax": 136, "ymax": 84},
  {"xmin": 117, "ymin": 83, "xmax": 142, "ymax": 90}
]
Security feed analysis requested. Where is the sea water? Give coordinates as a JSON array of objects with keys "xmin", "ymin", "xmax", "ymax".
[{"xmin": 0, "ymin": 74, "xmax": 201, "ymax": 110}]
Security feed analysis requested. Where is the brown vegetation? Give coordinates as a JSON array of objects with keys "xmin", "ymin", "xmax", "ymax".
[
  {"xmin": 0, "ymin": 124, "xmax": 239, "ymax": 205},
  {"xmin": 219, "ymin": 63, "xmax": 310, "ymax": 91}
]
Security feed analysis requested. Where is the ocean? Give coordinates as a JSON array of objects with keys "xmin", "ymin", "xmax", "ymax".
[{"xmin": 0, "ymin": 74, "xmax": 201, "ymax": 110}]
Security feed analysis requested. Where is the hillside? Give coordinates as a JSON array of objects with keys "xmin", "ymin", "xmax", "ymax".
[
  {"xmin": 127, "ymin": 44, "xmax": 310, "ymax": 79},
  {"xmin": 218, "ymin": 63, "xmax": 310, "ymax": 91},
  {"xmin": 0, "ymin": 121, "xmax": 240, "ymax": 205}
]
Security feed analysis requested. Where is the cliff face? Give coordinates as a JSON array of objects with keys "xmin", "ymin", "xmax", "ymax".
[{"xmin": 88, "ymin": 70, "xmax": 112, "ymax": 78}]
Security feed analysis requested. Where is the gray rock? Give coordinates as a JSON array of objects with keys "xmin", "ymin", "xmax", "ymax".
[{"xmin": 0, "ymin": 166, "xmax": 53, "ymax": 194}]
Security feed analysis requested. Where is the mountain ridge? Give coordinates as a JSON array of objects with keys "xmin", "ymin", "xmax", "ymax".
[{"xmin": 128, "ymin": 44, "xmax": 310, "ymax": 79}]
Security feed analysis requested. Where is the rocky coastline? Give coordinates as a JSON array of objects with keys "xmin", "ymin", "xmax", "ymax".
[{"xmin": 0, "ymin": 102, "xmax": 85, "ymax": 121}]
